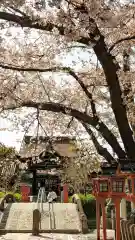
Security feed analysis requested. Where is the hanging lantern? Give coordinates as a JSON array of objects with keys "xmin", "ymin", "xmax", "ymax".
[{"xmin": 110, "ymin": 176, "xmax": 126, "ymax": 196}]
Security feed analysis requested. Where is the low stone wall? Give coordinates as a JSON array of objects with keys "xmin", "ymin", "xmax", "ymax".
[{"xmin": 72, "ymin": 194, "xmax": 88, "ymax": 233}]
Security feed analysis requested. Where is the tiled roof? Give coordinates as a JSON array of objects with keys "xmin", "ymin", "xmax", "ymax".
[{"xmin": 19, "ymin": 136, "xmax": 77, "ymax": 158}]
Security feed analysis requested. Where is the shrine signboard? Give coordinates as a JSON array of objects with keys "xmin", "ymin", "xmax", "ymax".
[{"xmin": 29, "ymin": 160, "xmax": 61, "ymax": 170}]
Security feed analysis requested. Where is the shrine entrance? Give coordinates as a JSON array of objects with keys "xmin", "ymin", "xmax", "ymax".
[
  {"xmin": 27, "ymin": 158, "xmax": 62, "ymax": 197},
  {"xmin": 36, "ymin": 170, "xmax": 61, "ymax": 196}
]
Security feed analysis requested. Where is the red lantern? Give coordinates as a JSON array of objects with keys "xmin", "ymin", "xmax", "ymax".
[
  {"xmin": 109, "ymin": 176, "xmax": 126, "ymax": 197},
  {"xmin": 92, "ymin": 178, "xmax": 109, "ymax": 197}
]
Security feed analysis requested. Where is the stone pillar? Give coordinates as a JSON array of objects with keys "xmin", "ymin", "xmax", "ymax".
[
  {"xmin": 32, "ymin": 209, "xmax": 40, "ymax": 236},
  {"xmin": 120, "ymin": 198, "xmax": 127, "ymax": 219}
]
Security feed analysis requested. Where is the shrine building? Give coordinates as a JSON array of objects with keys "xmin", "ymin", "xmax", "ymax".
[{"xmin": 17, "ymin": 136, "xmax": 77, "ymax": 197}]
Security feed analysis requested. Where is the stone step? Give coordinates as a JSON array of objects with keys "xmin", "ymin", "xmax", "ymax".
[
  {"xmin": 0, "ymin": 204, "xmax": 12, "ymax": 229},
  {"xmin": 0, "ymin": 203, "xmax": 35, "ymax": 231},
  {"xmin": 0, "ymin": 203, "xmax": 82, "ymax": 233},
  {"xmin": 51, "ymin": 203, "xmax": 81, "ymax": 232}
]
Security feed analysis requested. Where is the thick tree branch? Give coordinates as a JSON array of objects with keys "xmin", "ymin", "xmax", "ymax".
[
  {"xmin": 0, "ymin": 11, "xmax": 64, "ymax": 34},
  {"xmin": 88, "ymin": 19, "xmax": 135, "ymax": 160},
  {"xmin": 0, "ymin": 63, "xmax": 99, "ymax": 116},
  {"xmin": 0, "ymin": 63, "xmax": 102, "ymax": 117},
  {"xmin": 69, "ymin": 71, "xmax": 97, "ymax": 117},
  {"xmin": 0, "ymin": 11, "xmax": 89, "ymax": 44},
  {"xmin": 3, "ymin": 100, "xmax": 126, "ymax": 160},
  {"xmin": 95, "ymin": 120, "xmax": 126, "ymax": 160},
  {"xmin": 82, "ymin": 122, "xmax": 116, "ymax": 164}
]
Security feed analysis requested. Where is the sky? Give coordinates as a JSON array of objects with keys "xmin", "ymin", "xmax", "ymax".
[{"xmin": 0, "ymin": 118, "xmax": 24, "ymax": 151}]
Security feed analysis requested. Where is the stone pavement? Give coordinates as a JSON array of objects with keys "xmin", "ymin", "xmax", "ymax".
[
  {"xmin": 0, "ymin": 231, "xmax": 115, "ymax": 240},
  {"xmin": 53, "ymin": 203, "xmax": 81, "ymax": 231},
  {"xmin": 0, "ymin": 203, "xmax": 81, "ymax": 232}
]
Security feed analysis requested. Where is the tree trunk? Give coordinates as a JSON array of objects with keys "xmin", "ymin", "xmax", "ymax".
[{"xmin": 92, "ymin": 31, "xmax": 135, "ymax": 160}]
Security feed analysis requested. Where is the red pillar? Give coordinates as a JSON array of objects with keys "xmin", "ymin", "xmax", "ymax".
[
  {"xmin": 21, "ymin": 185, "xmax": 30, "ymax": 202},
  {"xmin": 96, "ymin": 199, "xmax": 101, "ymax": 240},
  {"xmin": 101, "ymin": 199, "xmax": 107, "ymax": 240},
  {"xmin": 114, "ymin": 198, "xmax": 121, "ymax": 240},
  {"xmin": 63, "ymin": 184, "xmax": 68, "ymax": 203}
]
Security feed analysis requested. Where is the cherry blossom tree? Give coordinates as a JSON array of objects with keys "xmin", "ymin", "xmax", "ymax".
[
  {"xmin": 0, "ymin": 0, "xmax": 135, "ymax": 164},
  {"xmin": 0, "ymin": 143, "xmax": 20, "ymax": 190}
]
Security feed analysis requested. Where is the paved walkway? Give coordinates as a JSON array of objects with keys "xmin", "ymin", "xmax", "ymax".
[{"xmin": 0, "ymin": 231, "xmax": 115, "ymax": 240}]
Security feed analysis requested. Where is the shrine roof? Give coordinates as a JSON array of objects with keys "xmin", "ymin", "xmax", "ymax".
[{"xmin": 18, "ymin": 136, "xmax": 77, "ymax": 159}]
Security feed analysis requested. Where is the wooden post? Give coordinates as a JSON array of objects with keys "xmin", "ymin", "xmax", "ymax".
[
  {"xmin": 115, "ymin": 198, "xmax": 121, "ymax": 240},
  {"xmin": 63, "ymin": 184, "xmax": 68, "ymax": 203},
  {"xmin": 96, "ymin": 199, "xmax": 101, "ymax": 240},
  {"xmin": 101, "ymin": 199, "xmax": 107, "ymax": 240},
  {"xmin": 32, "ymin": 209, "xmax": 40, "ymax": 236},
  {"xmin": 32, "ymin": 170, "xmax": 37, "ymax": 196}
]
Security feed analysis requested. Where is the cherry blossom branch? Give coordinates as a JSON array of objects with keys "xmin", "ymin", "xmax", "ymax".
[
  {"xmin": 109, "ymin": 35, "xmax": 135, "ymax": 52},
  {"xmin": 0, "ymin": 11, "xmax": 64, "ymax": 34},
  {"xmin": 3, "ymin": 100, "xmax": 126, "ymax": 160},
  {"xmin": 0, "ymin": 11, "xmax": 88, "ymax": 44},
  {"xmin": 0, "ymin": 63, "xmax": 101, "ymax": 114}
]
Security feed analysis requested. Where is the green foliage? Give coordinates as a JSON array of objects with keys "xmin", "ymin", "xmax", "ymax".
[
  {"xmin": 0, "ymin": 144, "xmax": 15, "ymax": 157},
  {"xmin": 0, "ymin": 192, "xmax": 5, "ymax": 198},
  {"xmin": 0, "ymin": 192, "xmax": 21, "ymax": 201},
  {"xmin": 68, "ymin": 196, "xmax": 72, "ymax": 203},
  {"xmin": 78, "ymin": 194, "xmax": 95, "ymax": 204},
  {"xmin": 68, "ymin": 193, "xmax": 95, "ymax": 203},
  {"xmin": 14, "ymin": 193, "xmax": 22, "ymax": 201},
  {"xmin": 79, "ymin": 194, "xmax": 96, "ymax": 219},
  {"xmin": 69, "ymin": 194, "xmax": 96, "ymax": 219}
]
